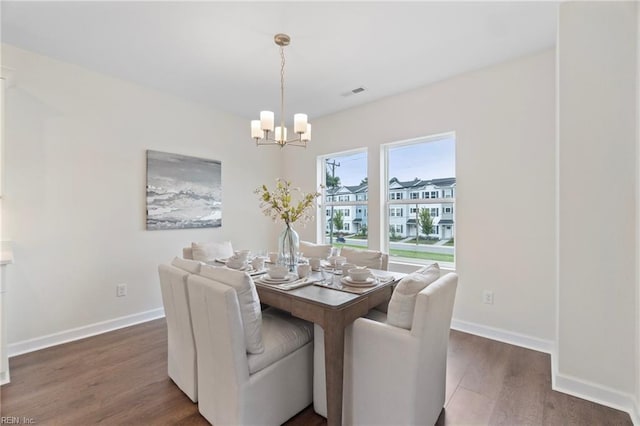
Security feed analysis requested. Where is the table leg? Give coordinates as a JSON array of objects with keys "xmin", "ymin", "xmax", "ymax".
[{"xmin": 324, "ymin": 316, "xmax": 345, "ymax": 426}]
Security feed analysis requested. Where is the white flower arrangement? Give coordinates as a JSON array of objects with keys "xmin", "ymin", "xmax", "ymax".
[{"xmin": 255, "ymin": 178, "xmax": 322, "ymax": 226}]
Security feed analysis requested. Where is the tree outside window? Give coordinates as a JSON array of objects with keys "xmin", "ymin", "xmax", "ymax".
[{"xmin": 332, "ymin": 210, "xmax": 344, "ymax": 231}]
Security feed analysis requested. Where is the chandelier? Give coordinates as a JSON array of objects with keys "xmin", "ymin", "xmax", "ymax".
[{"xmin": 251, "ymin": 33, "xmax": 311, "ymax": 148}]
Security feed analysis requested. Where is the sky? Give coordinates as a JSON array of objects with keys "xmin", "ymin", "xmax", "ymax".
[{"xmin": 325, "ymin": 135, "xmax": 455, "ymax": 186}]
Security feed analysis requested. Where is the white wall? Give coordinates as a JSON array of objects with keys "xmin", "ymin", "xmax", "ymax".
[
  {"xmin": 557, "ymin": 0, "xmax": 638, "ymax": 407},
  {"xmin": 2, "ymin": 44, "xmax": 282, "ymax": 346},
  {"xmin": 283, "ymin": 50, "xmax": 557, "ymax": 345},
  {"xmin": 636, "ymin": 0, "xmax": 640, "ymax": 415}
]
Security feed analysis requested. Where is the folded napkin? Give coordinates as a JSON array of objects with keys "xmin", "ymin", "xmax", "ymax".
[{"xmin": 258, "ymin": 277, "xmax": 320, "ymax": 291}]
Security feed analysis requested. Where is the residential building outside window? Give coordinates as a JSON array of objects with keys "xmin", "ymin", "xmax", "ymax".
[
  {"xmin": 318, "ymin": 134, "xmax": 455, "ymax": 267},
  {"xmin": 383, "ymin": 133, "xmax": 456, "ymax": 267},
  {"xmin": 320, "ymin": 151, "xmax": 368, "ymax": 246}
]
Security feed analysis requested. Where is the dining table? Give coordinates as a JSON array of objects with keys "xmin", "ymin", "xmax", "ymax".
[{"xmin": 254, "ymin": 268, "xmax": 402, "ymax": 426}]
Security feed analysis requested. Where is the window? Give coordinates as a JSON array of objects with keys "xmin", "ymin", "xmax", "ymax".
[
  {"xmin": 390, "ymin": 224, "xmax": 404, "ymax": 234},
  {"xmin": 320, "ymin": 150, "xmax": 368, "ymax": 245},
  {"xmin": 384, "ymin": 133, "xmax": 456, "ymax": 266},
  {"xmin": 390, "ymin": 207, "xmax": 403, "ymax": 217},
  {"xmin": 318, "ymin": 136, "xmax": 454, "ymax": 266}
]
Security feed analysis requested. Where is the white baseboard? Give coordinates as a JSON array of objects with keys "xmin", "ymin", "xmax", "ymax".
[
  {"xmin": 450, "ymin": 318, "xmax": 555, "ymax": 354},
  {"xmin": 450, "ymin": 318, "xmax": 639, "ymax": 425},
  {"xmin": 554, "ymin": 373, "xmax": 639, "ymax": 425},
  {"xmin": 8, "ymin": 308, "xmax": 165, "ymax": 358},
  {"xmin": 0, "ymin": 370, "xmax": 9, "ymax": 385}
]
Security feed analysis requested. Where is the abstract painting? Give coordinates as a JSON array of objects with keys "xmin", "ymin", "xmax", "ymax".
[{"xmin": 146, "ymin": 150, "xmax": 222, "ymax": 230}]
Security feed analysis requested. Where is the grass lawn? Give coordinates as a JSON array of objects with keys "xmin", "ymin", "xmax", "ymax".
[
  {"xmin": 332, "ymin": 243, "xmax": 364, "ymax": 250},
  {"xmin": 403, "ymin": 238, "xmax": 438, "ymax": 245},
  {"xmin": 389, "ymin": 248, "xmax": 454, "ymax": 262},
  {"xmin": 333, "ymin": 243, "xmax": 454, "ymax": 263},
  {"xmin": 444, "ymin": 239, "xmax": 455, "ymax": 246}
]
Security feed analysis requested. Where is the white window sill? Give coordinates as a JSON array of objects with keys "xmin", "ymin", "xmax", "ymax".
[{"xmin": 388, "ymin": 258, "xmax": 455, "ymax": 274}]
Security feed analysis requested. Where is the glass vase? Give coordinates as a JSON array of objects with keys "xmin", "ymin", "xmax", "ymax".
[{"xmin": 278, "ymin": 223, "xmax": 300, "ymax": 272}]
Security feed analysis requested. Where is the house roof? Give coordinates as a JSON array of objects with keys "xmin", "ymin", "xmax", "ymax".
[
  {"xmin": 331, "ymin": 177, "xmax": 456, "ymax": 196},
  {"xmin": 389, "ymin": 177, "xmax": 456, "ymax": 189}
]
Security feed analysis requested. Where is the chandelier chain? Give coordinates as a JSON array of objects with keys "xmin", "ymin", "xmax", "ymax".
[{"xmin": 280, "ymin": 45, "xmax": 286, "ymax": 133}]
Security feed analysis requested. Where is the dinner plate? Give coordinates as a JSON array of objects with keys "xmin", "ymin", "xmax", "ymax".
[
  {"xmin": 341, "ymin": 276, "xmax": 376, "ymax": 287},
  {"xmin": 261, "ymin": 275, "xmax": 295, "ymax": 283}
]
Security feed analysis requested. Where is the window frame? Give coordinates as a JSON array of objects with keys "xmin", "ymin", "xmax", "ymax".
[
  {"xmin": 381, "ymin": 132, "xmax": 456, "ymax": 268},
  {"xmin": 318, "ymin": 148, "xmax": 369, "ymax": 244}
]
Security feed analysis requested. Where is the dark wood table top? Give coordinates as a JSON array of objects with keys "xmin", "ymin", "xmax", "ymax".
[{"xmin": 255, "ymin": 269, "xmax": 401, "ymax": 309}]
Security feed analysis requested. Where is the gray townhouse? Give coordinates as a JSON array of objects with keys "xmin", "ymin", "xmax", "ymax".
[{"xmin": 326, "ymin": 177, "xmax": 456, "ymax": 240}]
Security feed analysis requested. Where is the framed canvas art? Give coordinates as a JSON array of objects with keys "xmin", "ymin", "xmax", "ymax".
[{"xmin": 146, "ymin": 150, "xmax": 222, "ymax": 230}]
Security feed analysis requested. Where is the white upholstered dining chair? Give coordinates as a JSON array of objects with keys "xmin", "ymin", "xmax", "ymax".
[
  {"xmin": 300, "ymin": 240, "xmax": 333, "ymax": 259},
  {"xmin": 339, "ymin": 246, "xmax": 389, "ymax": 270},
  {"xmin": 157, "ymin": 258, "xmax": 202, "ymax": 402},
  {"xmin": 182, "ymin": 240, "xmax": 234, "ymax": 262},
  {"xmin": 314, "ymin": 271, "xmax": 458, "ymax": 425},
  {"xmin": 313, "ymin": 246, "xmax": 390, "ymax": 417},
  {"xmin": 187, "ymin": 266, "xmax": 314, "ymax": 425}
]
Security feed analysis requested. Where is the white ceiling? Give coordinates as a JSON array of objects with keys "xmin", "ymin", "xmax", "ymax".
[{"xmin": 1, "ymin": 1, "xmax": 558, "ymax": 121}]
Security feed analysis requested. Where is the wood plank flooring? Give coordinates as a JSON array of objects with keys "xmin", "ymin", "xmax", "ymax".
[{"xmin": 0, "ymin": 319, "xmax": 632, "ymax": 425}]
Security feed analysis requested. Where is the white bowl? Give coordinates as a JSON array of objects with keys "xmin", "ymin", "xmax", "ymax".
[
  {"xmin": 268, "ymin": 265, "xmax": 289, "ymax": 279},
  {"xmin": 348, "ymin": 268, "xmax": 371, "ymax": 282}
]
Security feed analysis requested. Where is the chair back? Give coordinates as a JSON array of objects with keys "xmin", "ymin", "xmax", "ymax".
[
  {"xmin": 300, "ymin": 240, "xmax": 332, "ymax": 259},
  {"xmin": 187, "ymin": 274, "xmax": 249, "ymax": 424},
  {"xmin": 158, "ymin": 264, "xmax": 198, "ymax": 401},
  {"xmin": 410, "ymin": 272, "xmax": 458, "ymax": 421},
  {"xmin": 340, "ymin": 246, "xmax": 389, "ymax": 270}
]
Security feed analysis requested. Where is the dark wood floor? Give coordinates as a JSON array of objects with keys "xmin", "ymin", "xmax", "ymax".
[{"xmin": 0, "ymin": 318, "xmax": 632, "ymax": 425}]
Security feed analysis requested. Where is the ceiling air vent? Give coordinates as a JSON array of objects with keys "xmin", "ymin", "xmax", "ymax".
[{"xmin": 341, "ymin": 86, "xmax": 367, "ymax": 97}]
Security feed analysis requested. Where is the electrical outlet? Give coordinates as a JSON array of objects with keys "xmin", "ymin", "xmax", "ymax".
[
  {"xmin": 116, "ymin": 283, "xmax": 127, "ymax": 297},
  {"xmin": 482, "ymin": 290, "xmax": 494, "ymax": 305}
]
